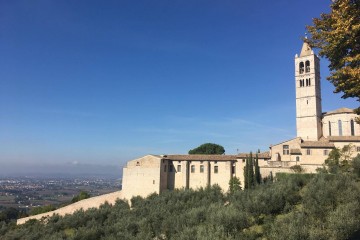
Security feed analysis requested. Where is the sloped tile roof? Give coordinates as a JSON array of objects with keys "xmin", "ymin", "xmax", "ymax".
[
  {"xmin": 237, "ymin": 152, "xmax": 271, "ymax": 159},
  {"xmin": 323, "ymin": 107, "xmax": 355, "ymax": 116},
  {"xmin": 165, "ymin": 155, "xmax": 238, "ymax": 161},
  {"xmin": 290, "ymin": 149, "xmax": 302, "ymax": 155},
  {"xmin": 327, "ymin": 136, "xmax": 360, "ymax": 142},
  {"xmin": 300, "ymin": 141, "xmax": 335, "ymax": 148}
]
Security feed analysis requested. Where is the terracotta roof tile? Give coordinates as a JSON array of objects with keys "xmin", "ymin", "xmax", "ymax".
[
  {"xmin": 323, "ymin": 107, "xmax": 355, "ymax": 116},
  {"xmin": 290, "ymin": 149, "xmax": 302, "ymax": 155},
  {"xmin": 165, "ymin": 155, "xmax": 238, "ymax": 161},
  {"xmin": 300, "ymin": 141, "xmax": 335, "ymax": 148},
  {"xmin": 327, "ymin": 136, "xmax": 360, "ymax": 142}
]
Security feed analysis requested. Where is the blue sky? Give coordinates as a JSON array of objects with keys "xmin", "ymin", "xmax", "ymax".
[{"xmin": 0, "ymin": 0, "xmax": 357, "ymax": 175}]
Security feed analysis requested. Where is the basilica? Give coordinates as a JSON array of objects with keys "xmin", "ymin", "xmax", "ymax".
[{"xmin": 120, "ymin": 40, "xmax": 360, "ymax": 199}]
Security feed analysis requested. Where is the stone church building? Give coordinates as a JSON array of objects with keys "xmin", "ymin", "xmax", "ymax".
[{"xmin": 121, "ymin": 41, "xmax": 360, "ymax": 199}]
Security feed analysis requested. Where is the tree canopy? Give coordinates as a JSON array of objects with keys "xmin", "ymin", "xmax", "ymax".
[
  {"xmin": 306, "ymin": 0, "xmax": 360, "ymax": 117},
  {"xmin": 188, "ymin": 143, "xmax": 225, "ymax": 155},
  {"xmin": 71, "ymin": 191, "xmax": 91, "ymax": 203}
]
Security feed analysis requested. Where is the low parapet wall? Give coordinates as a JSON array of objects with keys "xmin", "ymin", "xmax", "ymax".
[{"xmin": 17, "ymin": 190, "xmax": 124, "ymax": 225}]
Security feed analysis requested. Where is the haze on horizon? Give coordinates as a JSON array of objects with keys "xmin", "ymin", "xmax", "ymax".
[{"xmin": 0, "ymin": 0, "xmax": 358, "ymax": 176}]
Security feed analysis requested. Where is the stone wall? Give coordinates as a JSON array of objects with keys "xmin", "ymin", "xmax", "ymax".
[{"xmin": 17, "ymin": 191, "xmax": 123, "ymax": 225}]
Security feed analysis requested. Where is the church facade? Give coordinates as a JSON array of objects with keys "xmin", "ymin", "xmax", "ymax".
[
  {"xmin": 268, "ymin": 41, "xmax": 360, "ymax": 172},
  {"xmin": 121, "ymin": 41, "xmax": 360, "ymax": 199}
]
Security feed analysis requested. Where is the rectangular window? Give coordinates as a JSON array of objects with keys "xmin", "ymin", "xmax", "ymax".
[
  {"xmin": 351, "ymin": 120, "xmax": 355, "ymax": 136},
  {"xmin": 231, "ymin": 165, "xmax": 235, "ymax": 174},
  {"xmin": 283, "ymin": 145, "xmax": 289, "ymax": 155},
  {"xmin": 338, "ymin": 120, "xmax": 343, "ymax": 136},
  {"xmin": 306, "ymin": 149, "xmax": 311, "ymax": 155},
  {"xmin": 191, "ymin": 165, "xmax": 195, "ymax": 173},
  {"xmin": 177, "ymin": 165, "xmax": 181, "ymax": 172},
  {"xmin": 214, "ymin": 166, "xmax": 218, "ymax": 174},
  {"xmin": 324, "ymin": 150, "xmax": 329, "ymax": 156},
  {"xmin": 164, "ymin": 165, "xmax": 167, "ymax": 172},
  {"xmin": 169, "ymin": 165, "xmax": 173, "ymax": 172},
  {"xmin": 200, "ymin": 165, "xmax": 204, "ymax": 173}
]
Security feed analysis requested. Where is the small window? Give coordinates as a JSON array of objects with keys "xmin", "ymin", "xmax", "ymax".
[
  {"xmin": 329, "ymin": 121, "xmax": 332, "ymax": 136},
  {"xmin": 214, "ymin": 166, "xmax": 218, "ymax": 174},
  {"xmin": 169, "ymin": 165, "xmax": 173, "ymax": 172},
  {"xmin": 283, "ymin": 145, "xmax": 289, "ymax": 155},
  {"xmin": 191, "ymin": 165, "xmax": 195, "ymax": 173},
  {"xmin": 153, "ymin": 180, "xmax": 155, "ymax": 184},
  {"xmin": 231, "ymin": 165, "xmax": 235, "ymax": 174},
  {"xmin": 177, "ymin": 165, "xmax": 181, "ymax": 172},
  {"xmin": 164, "ymin": 165, "xmax": 167, "ymax": 172},
  {"xmin": 306, "ymin": 149, "xmax": 311, "ymax": 155},
  {"xmin": 351, "ymin": 120, "xmax": 355, "ymax": 136},
  {"xmin": 214, "ymin": 161, "xmax": 218, "ymax": 164},
  {"xmin": 200, "ymin": 165, "xmax": 204, "ymax": 173},
  {"xmin": 296, "ymin": 156, "xmax": 300, "ymax": 161},
  {"xmin": 357, "ymin": 146, "xmax": 360, "ymax": 152},
  {"xmin": 324, "ymin": 150, "xmax": 329, "ymax": 156},
  {"xmin": 308, "ymin": 78, "xmax": 311, "ymax": 86},
  {"xmin": 242, "ymin": 159, "xmax": 245, "ymax": 163},
  {"xmin": 136, "ymin": 161, "xmax": 140, "ymax": 166},
  {"xmin": 338, "ymin": 120, "xmax": 343, "ymax": 136}
]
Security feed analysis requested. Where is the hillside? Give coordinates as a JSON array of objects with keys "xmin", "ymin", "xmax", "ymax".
[{"xmin": 1, "ymin": 171, "xmax": 360, "ymax": 240}]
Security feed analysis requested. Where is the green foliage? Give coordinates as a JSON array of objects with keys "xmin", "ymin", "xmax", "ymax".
[
  {"xmin": 30, "ymin": 205, "xmax": 56, "ymax": 216},
  {"xmin": 290, "ymin": 165, "xmax": 304, "ymax": 173},
  {"xmin": 188, "ymin": 143, "xmax": 225, "ymax": 155},
  {"xmin": 352, "ymin": 154, "xmax": 360, "ymax": 177},
  {"xmin": 244, "ymin": 152, "xmax": 255, "ymax": 189},
  {"xmin": 307, "ymin": 0, "xmax": 360, "ymax": 118},
  {"xmin": 254, "ymin": 154, "xmax": 261, "ymax": 184},
  {"xmin": 4, "ymin": 172, "xmax": 360, "ymax": 239},
  {"xmin": 71, "ymin": 191, "xmax": 91, "ymax": 203},
  {"xmin": 228, "ymin": 177, "xmax": 241, "ymax": 194},
  {"xmin": 325, "ymin": 145, "xmax": 355, "ymax": 173}
]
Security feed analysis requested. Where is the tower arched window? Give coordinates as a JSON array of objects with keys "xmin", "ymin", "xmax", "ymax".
[
  {"xmin": 351, "ymin": 119, "xmax": 355, "ymax": 136},
  {"xmin": 328, "ymin": 121, "xmax": 332, "ymax": 136},
  {"xmin": 338, "ymin": 120, "xmax": 343, "ymax": 136},
  {"xmin": 299, "ymin": 62, "xmax": 304, "ymax": 74},
  {"xmin": 305, "ymin": 60, "xmax": 310, "ymax": 72}
]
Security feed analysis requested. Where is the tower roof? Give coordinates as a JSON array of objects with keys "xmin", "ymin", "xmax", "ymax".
[{"xmin": 299, "ymin": 41, "xmax": 313, "ymax": 57}]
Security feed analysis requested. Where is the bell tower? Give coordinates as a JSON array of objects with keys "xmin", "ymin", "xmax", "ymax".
[{"xmin": 295, "ymin": 40, "xmax": 322, "ymax": 140}]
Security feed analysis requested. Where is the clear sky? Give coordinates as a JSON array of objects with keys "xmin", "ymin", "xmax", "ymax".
[{"xmin": 0, "ymin": 0, "xmax": 357, "ymax": 176}]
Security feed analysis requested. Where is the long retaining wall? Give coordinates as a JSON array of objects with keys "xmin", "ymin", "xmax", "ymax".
[{"xmin": 17, "ymin": 190, "xmax": 124, "ymax": 225}]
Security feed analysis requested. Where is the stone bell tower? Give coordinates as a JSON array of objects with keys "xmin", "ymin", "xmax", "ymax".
[{"xmin": 294, "ymin": 40, "xmax": 322, "ymax": 140}]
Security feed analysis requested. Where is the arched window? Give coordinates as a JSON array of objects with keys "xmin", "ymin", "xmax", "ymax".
[
  {"xmin": 338, "ymin": 120, "xmax": 343, "ymax": 136},
  {"xmin": 305, "ymin": 60, "xmax": 310, "ymax": 72},
  {"xmin": 351, "ymin": 119, "xmax": 355, "ymax": 136},
  {"xmin": 328, "ymin": 121, "xmax": 332, "ymax": 136},
  {"xmin": 308, "ymin": 78, "xmax": 311, "ymax": 86},
  {"xmin": 299, "ymin": 62, "xmax": 304, "ymax": 74}
]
